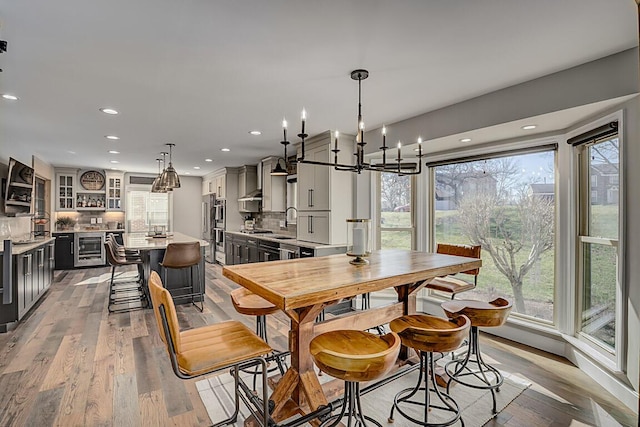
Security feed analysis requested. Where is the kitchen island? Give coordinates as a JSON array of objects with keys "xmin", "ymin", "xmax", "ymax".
[{"xmin": 122, "ymin": 232, "xmax": 209, "ymax": 303}]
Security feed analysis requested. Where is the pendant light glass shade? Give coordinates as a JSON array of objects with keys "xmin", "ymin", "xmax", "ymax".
[
  {"xmin": 151, "ymin": 157, "xmax": 167, "ymax": 193},
  {"xmin": 159, "ymin": 143, "xmax": 181, "ymax": 189}
]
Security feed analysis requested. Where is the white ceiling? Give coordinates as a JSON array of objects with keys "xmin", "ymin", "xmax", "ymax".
[{"xmin": 0, "ymin": 0, "xmax": 637, "ymax": 176}]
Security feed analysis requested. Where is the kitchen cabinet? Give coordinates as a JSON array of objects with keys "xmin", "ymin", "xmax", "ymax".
[
  {"xmin": 296, "ymin": 131, "xmax": 354, "ymax": 245},
  {"xmin": 105, "ymin": 171, "xmax": 123, "ymax": 211},
  {"xmin": 53, "ymin": 232, "xmax": 74, "ymax": 269},
  {"xmin": 1, "ymin": 240, "xmax": 55, "ymax": 331},
  {"xmin": 297, "ymin": 212, "xmax": 332, "ymax": 245},
  {"xmin": 245, "ymin": 236, "xmax": 259, "ymax": 264},
  {"xmin": 56, "ymin": 171, "xmax": 76, "ymax": 211},
  {"xmin": 225, "ymin": 232, "xmax": 234, "ymax": 265},
  {"xmin": 261, "ymin": 157, "xmax": 286, "ymax": 212},
  {"xmin": 213, "ymin": 174, "xmax": 226, "ymax": 199},
  {"xmin": 202, "ymin": 179, "xmax": 213, "ymax": 196}
]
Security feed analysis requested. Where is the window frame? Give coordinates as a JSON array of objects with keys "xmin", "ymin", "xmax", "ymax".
[
  {"xmin": 374, "ymin": 173, "xmax": 416, "ymax": 250},
  {"xmin": 575, "ymin": 131, "xmax": 625, "ymax": 368}
]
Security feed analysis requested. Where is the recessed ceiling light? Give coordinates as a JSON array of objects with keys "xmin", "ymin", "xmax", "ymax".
[
  {"xmin": 185, "ymin": 172, "xmax": 191, "ymax": 175},
  {"xmin": 2, "ymin": 94, "xmax": 18, "ymax": 100},
  {"xmin": 110, "ymin": 160, "xmax": 119, "ymax": 164},
  {"xmin": 460, "ymin": 138, "xmax": 472, "ymax": 143},
  {"xmin": 67, "ymin": 150, "xmax": 76, "ymax": 155},
  {"xmin": 249, "ymin": 130, "xmax": 262, "ymax": 136},
  {"xmin": 522, "ymin": 125, "xmax": 537, "ymax": 130},
  {"xmin": 110, "ymin": 167, "xmax": 119, "ymax": 170},
  {"xmin": 193, "ymin": 166, "xmax": 201, "ymax": 170},
  {"xmin": 205, "ymin": 158, "xmax": 213, "ymax": 162},
  {"xmin": 105, "ymin": 135, "xmax": 120, "ymax": 140},
  {"xmin": 108, "ymin": 150, "xmax": 120, "ymax": 154},
  {"xmin": 100, "ymin": 108, "xmax": 119, "ymax": 115},
  {"xmin": 221, "ymin": 148, "xmax": 230, "ymax": 152}
]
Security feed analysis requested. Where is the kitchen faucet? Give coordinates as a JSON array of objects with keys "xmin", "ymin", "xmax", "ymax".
[{"xmin": 284, "ymin": 207, "xmax": 298, "ymax": 228}]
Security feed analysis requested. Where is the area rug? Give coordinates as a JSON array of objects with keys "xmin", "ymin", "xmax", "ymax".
[{"xmin": 196, "ymin": 354, "xmax": 531, "ymax": 427}]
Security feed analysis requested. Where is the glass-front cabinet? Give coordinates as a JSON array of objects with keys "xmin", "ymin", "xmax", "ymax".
[
  {"xmin": 106, "ymin": 171, "xmax": 123, "ymax": 211},
  {"xmin": 56, "ymin": 171, "xmax": 75, "ymax": 211}
]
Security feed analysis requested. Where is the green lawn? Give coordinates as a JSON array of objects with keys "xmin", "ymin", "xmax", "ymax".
[{"xmin": 381, "ymin": 204, "xmax": 617, "ymax": 323}]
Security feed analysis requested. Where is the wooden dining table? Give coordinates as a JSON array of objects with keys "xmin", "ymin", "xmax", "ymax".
[{"xmin": 222, "ymin": 249, "xmax": 481, "ymax": 423}]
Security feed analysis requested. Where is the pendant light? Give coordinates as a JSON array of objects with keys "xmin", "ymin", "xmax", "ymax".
[
  {"xmin": 159, "ymin": 143, "xmax": 181, "ymax": 189},
  {"xmin": 151, "ymin": 156, "xmax": 168, "ymax": 193}
]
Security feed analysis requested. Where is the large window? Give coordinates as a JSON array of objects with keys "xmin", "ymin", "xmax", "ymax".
[
  {"xmin": 432, "ymin": 149, "xmax": 556, "ymax": 322},
  {"xmin": 125, "ymin": 188, "xmax": 171, "ymax": 232},
  {"xmin": 577, "ymin": 135, "xmax": 620, "ymax": 355},
  {"xmin": 378, "ymin": 173, "xmax": 413, "ymax": 249}
]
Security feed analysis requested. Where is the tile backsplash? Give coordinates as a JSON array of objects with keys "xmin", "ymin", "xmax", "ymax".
[{"xmin": 253, "ymin": 211, "xmax": 296, "ymax": 237}]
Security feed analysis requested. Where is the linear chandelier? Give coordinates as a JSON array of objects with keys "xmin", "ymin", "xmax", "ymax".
[{"xmin": 274, "ymin": 69, "xmax": 423, "ymax": 176}]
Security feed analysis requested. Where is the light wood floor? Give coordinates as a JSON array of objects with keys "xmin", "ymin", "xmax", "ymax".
[{"xmin": 0, "ymin": 264, "xmax": 636, "ymax": 426}]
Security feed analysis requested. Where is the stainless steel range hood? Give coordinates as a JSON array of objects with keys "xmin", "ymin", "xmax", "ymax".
[{"xmin": 238, "ymin": 188, "xmax": 262, "ymax": 202}]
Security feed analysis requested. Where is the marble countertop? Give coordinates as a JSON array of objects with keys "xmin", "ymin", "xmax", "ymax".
[
  {"xmin": 224, "ymin": 230, "xmax": 345, "ymax": 249},
  {"xmin": 122, "ymin": 232, "xmax": 209, "ymax": 250},
  {"xmin": 0, "ymin": 237, "xmax": 56, "ymax": 255}
]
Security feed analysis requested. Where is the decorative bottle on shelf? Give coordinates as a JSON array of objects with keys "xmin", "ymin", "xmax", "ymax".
[{"xmin": 82, "ymin": 195, "xmax": 87, "ymax": 207}]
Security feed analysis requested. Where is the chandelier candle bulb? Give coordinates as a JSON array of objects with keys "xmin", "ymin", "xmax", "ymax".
[
  {"xmin": 283, "ymin": 118, "xmax": 287, "ymax": 141},
  {"xmin": 334, "ymin": 130, "xmax": 339, "ymax": 150},
  {"xmin": 418, "ymin": 137, "xmax": 423, "ymax": 156},
  {"xmin": 397, "ymin": 141, "xmax": 402, "ymax": 160},
  {"xmin": 301, "ymin": 109, "xmax": 306, "ymax": 135}
]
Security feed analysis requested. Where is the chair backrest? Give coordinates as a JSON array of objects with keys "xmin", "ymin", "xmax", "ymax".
[
  {"xmin": 148, "ymin": 271, "xmax": 182, "ymax": 351},
  {"xmin": 162, "ymin": 242, "xmax": 201, "ymax": 268},
  {"xmin": 104, "ymin": 240, "xmax": 122, "ymax": 266},
  {"xmin": 436, "ymin": 243, "xmax": 481, "ymax": 276}
]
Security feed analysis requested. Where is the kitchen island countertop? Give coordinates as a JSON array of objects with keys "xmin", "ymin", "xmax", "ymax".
[{"xmin": 122, "ymin": 232, "xmax": 209, "ymax": 251}]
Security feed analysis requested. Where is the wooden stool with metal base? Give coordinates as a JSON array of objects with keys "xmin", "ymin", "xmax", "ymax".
[
  {"xmin": 388, "ymin": 314, "xmax": 470, "ymax": 427},
  {"xmin": 310, "ymin": 330, "xmax": 401, "ymax": 427},
  {"xmin": 160, "ymin": 242, "xmax": 203, "ymax": 312},
  {"xmin": 441, "ymin": 298, "xmax": 512, "ymax": 414},
  {"xmin": 230, "ymin": 287, "xmax": 288, "ymax": 389}
]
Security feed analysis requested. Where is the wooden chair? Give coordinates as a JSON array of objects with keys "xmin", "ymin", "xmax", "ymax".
[
  {"xmin": 388, "ymin": 314, "xmax": 470, "ymax": 427},
  {"xmin": 426, "ymin": 243, "xmax": 481, "ymax": 299},
  {"xmin": 148, "ymin": 271, "xmax": 274, "ymax": 426},
  {"xmin": 160, "ymin": 242, "xmax": 203, "ymax": 311},
  {"xmin": 441, "ymin": 298, "xmax": 512, "ymax": 414},
  {"xmin": 310, "ymin": 330, "xmax": 401, "ymax": 427},
  {"xmin": 230, "ymin": 287, "xmax": 288, "ymax": 389},
  {"xmin": 103, "ymin": 240, "xmax": 146, "ymax": 313}
]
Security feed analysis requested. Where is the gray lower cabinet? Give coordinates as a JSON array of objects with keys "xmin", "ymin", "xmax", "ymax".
[{"xmin": 1, "ymin": 240, "xmax": 55, "ymax": 332}]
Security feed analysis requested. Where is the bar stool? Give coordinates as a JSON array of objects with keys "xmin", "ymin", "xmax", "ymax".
[
  {"xmin": 106, "ymin": 233, "xmax": 144, "ymax": 283},
  {"xmin": 104, "ymin": 240, "xmax": 146, "ymax": 313},
  {"xmin": 388, "ymin": 314, "xmax": 470, "ymax": 427},
  {"xmin": 441, "ymin": 298, "xmax": 512, "ymax": 414},
  {"xmin": 310, "ymin": 330, "xmax": 400, "ymax": 427},
  {"xmin": 425, "ymin": 243, "xmax": 481, "ymax": 299},
  {"xmin": 230, "ymin": 287, "xmax": 288, "ymax": 389},
  {"xmin": 160, "ymin": 242, "xmax": 203, "ymax": 312}
]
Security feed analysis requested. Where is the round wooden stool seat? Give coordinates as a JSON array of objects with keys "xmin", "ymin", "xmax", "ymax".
[
  {"xmin": 387, "ymin": 314, "xmax": 470, "ymax": 427},
  {"xmin": 440, "ymin": 298, "xmax": 513, "ymax": 415},
  {"xmin": 230, "ymin": 288, "xmax": 279, "ymax": 317},
  {"xmin": 441, "ymin": 297, "xmax": 512, "ymax": 328},
  {"xmin": 310, "ymin": 330, "xmax": 400, "ymax": 383},
  {"xmin": 389, "ymin": 314, "xmax": 470, "ymax": 354},
  {"xmin": 311, "ymin": 330, "xmax": 400, "ymax": 426}
]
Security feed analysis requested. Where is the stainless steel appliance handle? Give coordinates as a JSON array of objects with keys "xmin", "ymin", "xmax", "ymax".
[
  {"xmin": 37, "ymin": 248, "xmax": 45, "ymax": 267},
  {"xmin": 71, "ymin": 242, "xmax": 74, "ymax": 254}
]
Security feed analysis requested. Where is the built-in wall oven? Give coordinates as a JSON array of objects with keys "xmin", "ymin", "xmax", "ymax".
[
  {"xmin": 214, "ymin": 228, "xmax": 225, "ymax": 264},
  {"xmin": 74, "ymin": 232, "xmax": 105, "ymax": 267}
]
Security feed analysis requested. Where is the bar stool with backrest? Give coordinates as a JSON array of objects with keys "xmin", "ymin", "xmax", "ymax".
[
  {"xmin": 388, "ymin": 314, "xmax": 470, "ymax": 427},
  {"xmin": 310, "ymin": 329, "xmax": 401, "ymax": 427},
  {"xmin": 160, "ymin": 241, "xmax": 203, "ymax": 311},
  {"xmin": 230, "ymin": 287, "xmax": 288, "ymax": 390},
  {"xmin": 441, "ymin": 298, "xmax": 512, "ymax": 414},
  {"xmin": 106, "ymin": 233, "xmax": 144, "ymax": 283},
  {"xmin": 103, "ymin": 239, "xmax": 146, "ymax": 313},
  {"xmin": 426, "ymin": 243, "xmax": 481, "ymax": 299},
  {"xmin": 148, "ymin": 271, "xmax": 273, "ymax": 426}
]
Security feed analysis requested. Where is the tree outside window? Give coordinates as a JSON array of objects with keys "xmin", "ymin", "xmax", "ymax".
[{"xmin": 433, "ymin": 151, "xmax": 556, "ymax": 321}]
